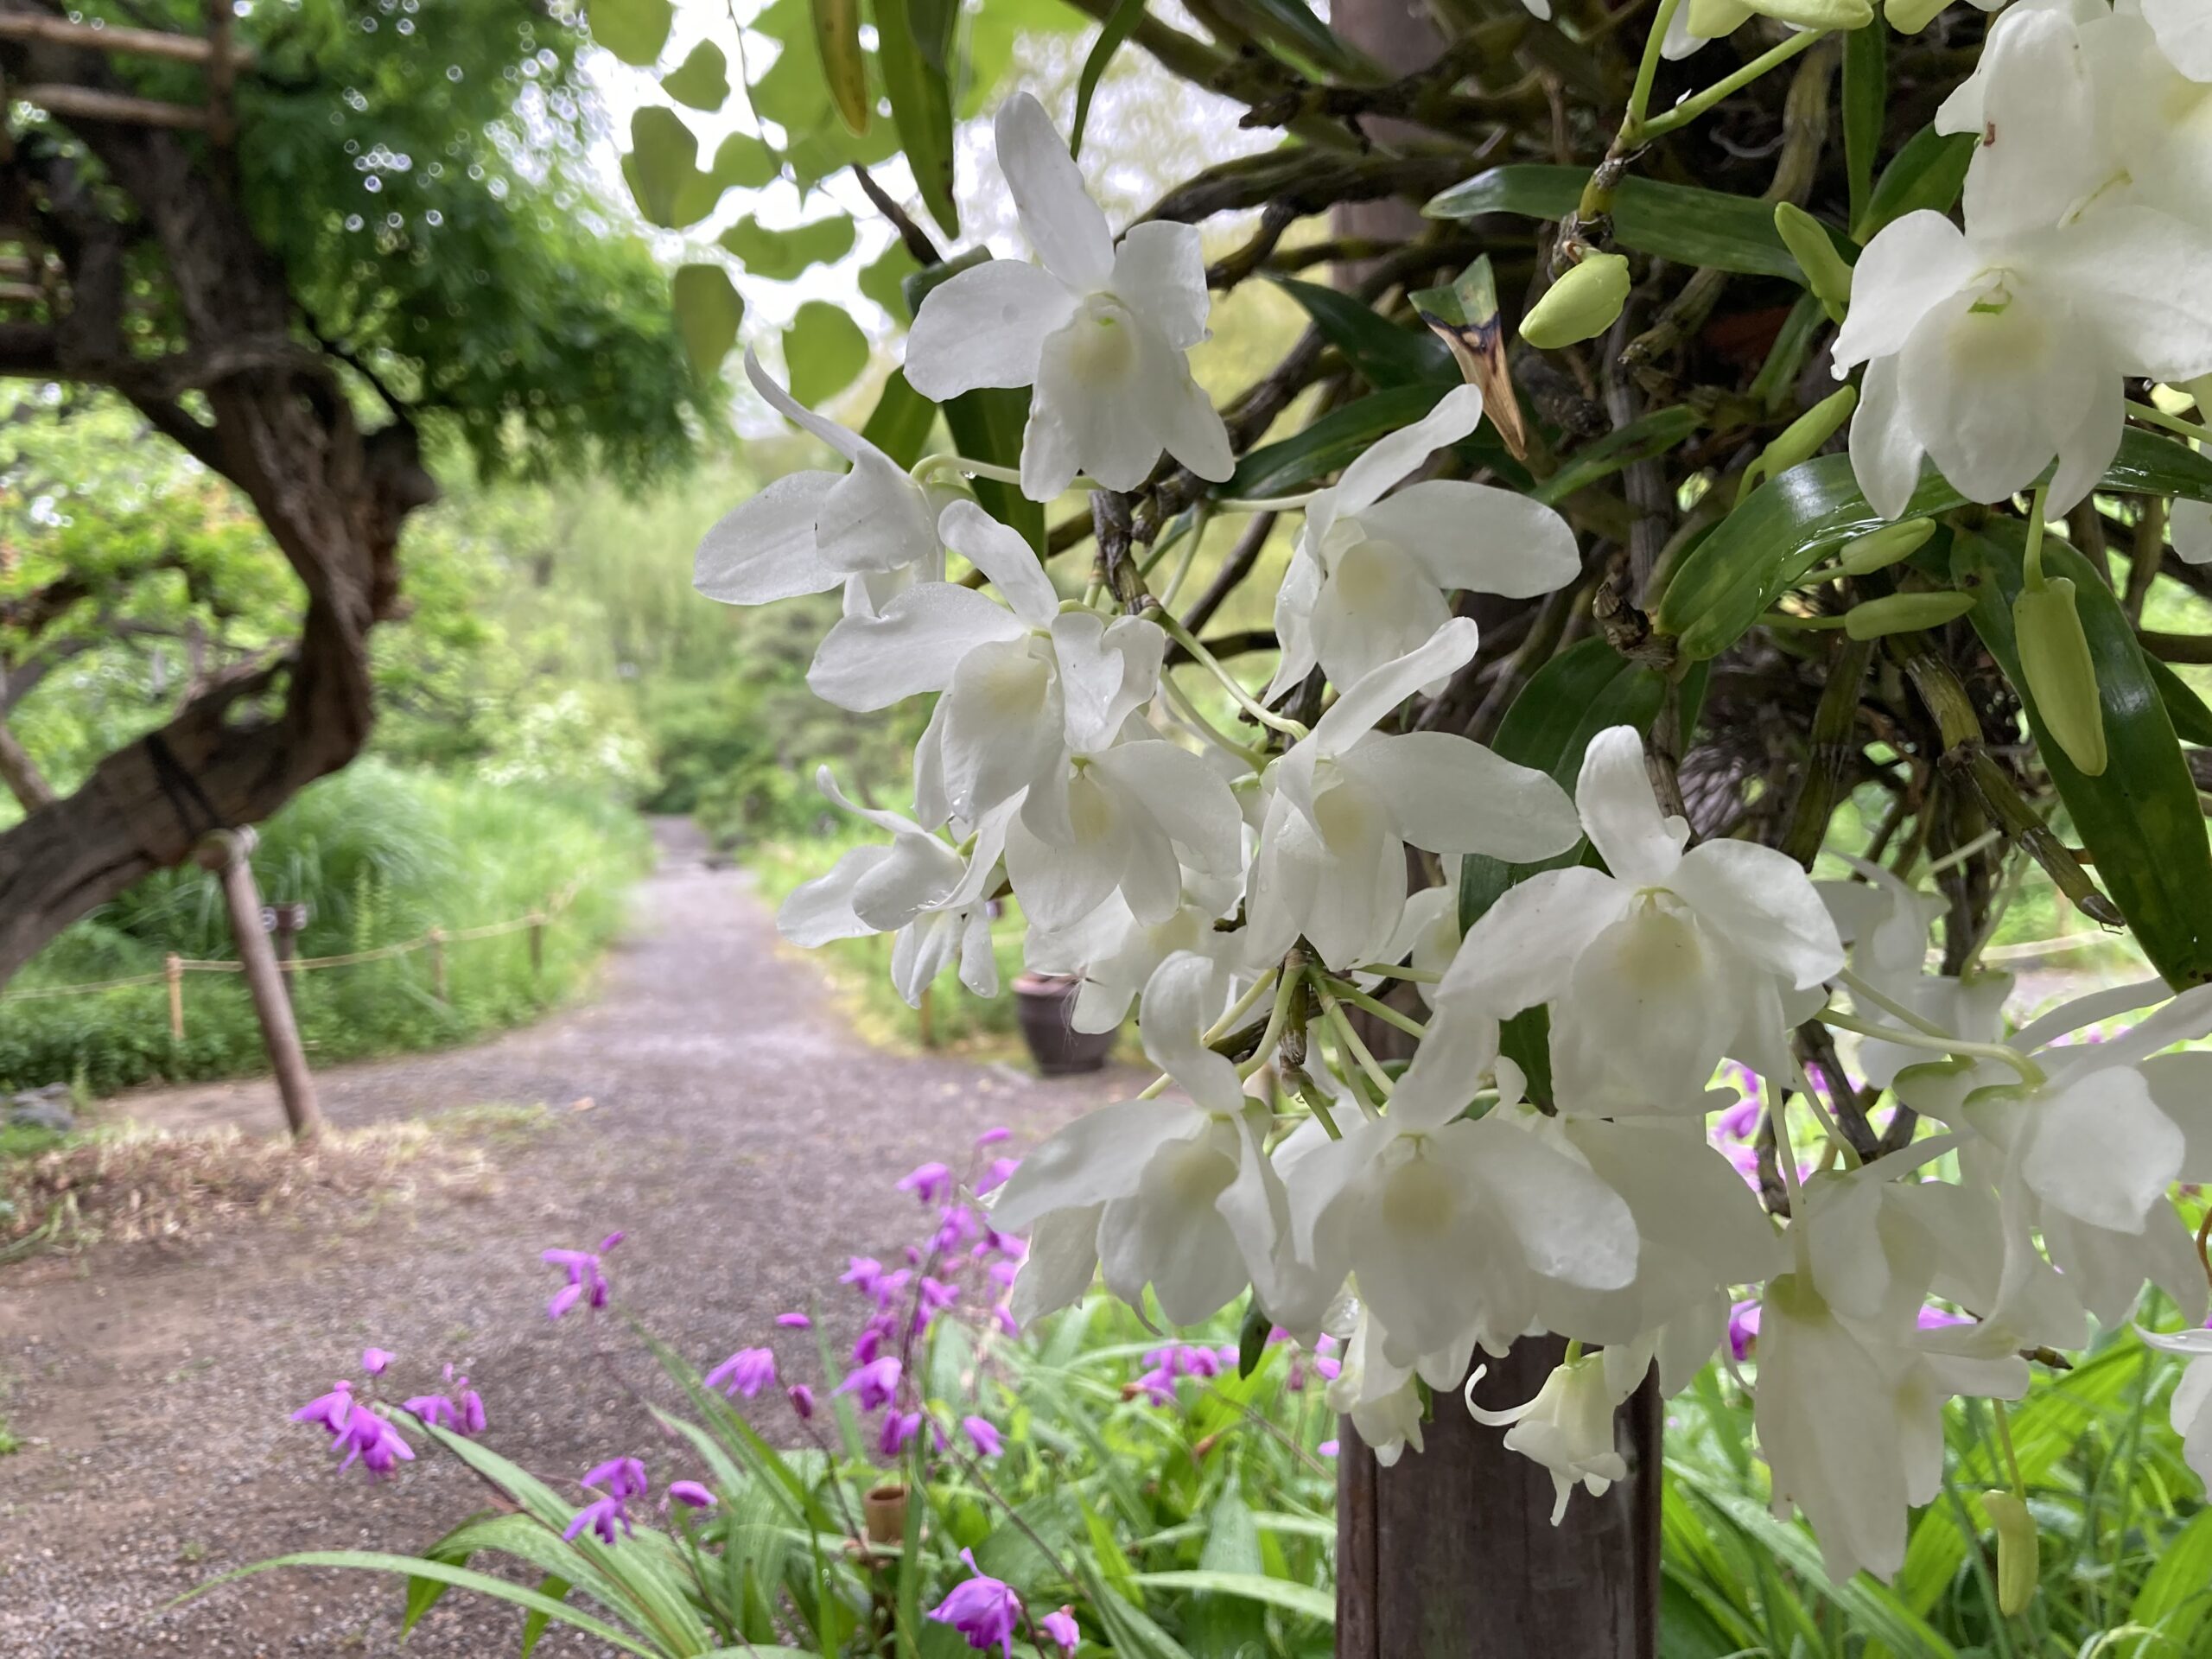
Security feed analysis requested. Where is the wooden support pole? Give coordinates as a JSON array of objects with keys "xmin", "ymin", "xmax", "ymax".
[
  {"xmin": 0, "ymin": 14, "xmax": 255, "ymax": 64},
  {"xmin": 427, "ymin": 927, "xmax": 448, "ymax": 1002},
  {"xmin": 528, "ymin": 911, "xmax": 545, "ymax": 977},
  {"xmin": 194, "ymin": 829, "xmax": 321, "ymax": 1140},
  {"xmin": 15, "ymin": 84, "xmax": 213, "ymax": 130},
  {"xmin": 164, "ymin": 952, "xmax": 183, "ymax": 1041}
]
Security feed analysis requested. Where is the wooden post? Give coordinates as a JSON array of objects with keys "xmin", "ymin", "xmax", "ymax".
[
  {"xmin": 1337, "ymin": 956, "xmax": 1660, "ymax": 1656},
  {"xmin": 528, "ymin": 912, "xmax": 545, "ymax": 977},
  {"xmin": 164, "ymin": 952, "xmax": 184, "ymax": 1041},
  {"xmin": 194, "ymin": 829, "xmax": 321, "ymax": 1140},
  {"xmin": 427, "ymin": 927, "xmax": 448, "ymax": 1002},
  {"xmin": 916, "ymin": 984, "xmax": 935, "ymax": 1048}
]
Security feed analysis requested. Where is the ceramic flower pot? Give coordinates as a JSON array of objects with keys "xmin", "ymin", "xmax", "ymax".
[{"xmin": 1012, "ymin": 973, "xmax": 1116, "ymax": 1076}]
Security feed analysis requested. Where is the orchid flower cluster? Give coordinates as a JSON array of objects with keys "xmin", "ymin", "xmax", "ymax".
[{"xmin": 690, "ymin": 10, "xmax": 2212, "ymax": 1594}]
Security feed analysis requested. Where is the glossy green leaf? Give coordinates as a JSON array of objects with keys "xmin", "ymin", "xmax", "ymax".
[
  {"xmin": 1655, "ymin": 432, "xmax": 2212, "ymax": 661},
  {"xmin": 1858, "ymin": 124, "xmax": 1974, "ymax": 240},
  {"xmin": 1841, "ymin": 22, "xmax": 1885, "ymax": 232},
  {"xmin": 858, "ymin": 368, "xmax": 937, "ymax": 468},
  {"xmin": 1073, "ymin": 0, "xmax": 1145, "ymax": 156},
  {"xmin": 1235, "ymin": 0, "xmax": 1383, "ymax": 82},
  {"xmin": 809, "ymin": 0, "xmax": 872, "ymax": 131},
  {"xmin": 518, "ymin": 1573, "xmax": 570, "ymax": 1658},
  {"xmin": 1274, "ymin": 277, "xmax": 1453, "ymax": 390},
  {"xmin": 1221, "ymin": 385, "xmax": 1446, "ymax": 499},
  {"xmin": 1134, "ymin": 1569, "xmax": 1334, "ymax": 1624},
  {"xmin": 590, "ymin": 0, "xmax": 673, "ymax": 66},
  {"xmin": 661, "ymin": 41, "xmax": 730, "ymax": 109},
  {"xmin": 783, "ymin": 301, "xmax": 870, "ymax": 405},
  {"xmin": 671, "ymin": 264, "xmax": 744, "ymax": 378},
  {"xmin": 859, "ymin": 239, "xmax": 921, "ymax": 321},
  {"xmin": 718, "ymin": 213, "xmax": 856, "ymax": 281},
  {"xmin": 1955, "ymin": 522, "xmax": 2212, "ymax": 988},
  {"xmin": 1425, "ymin": 165, "xmax": 1834, "ymax": 281},
  {"xmin": 712, "ymin": 134, "xmax": 779, "ymax": 195},
  {"xmin": 874, "ymin": 0, "xmax": 959, "ymax": 235},
  {"xmin": 2146, "ymin": 652, "xmax": 2212, "ymax": 746},
  {"xmin": 623, "ymin": 106, "xmax": 706, "ymax": 228},
  {"xmin": 1531, "ymin": 406, "xmax": 1703, "ymax": 508}
]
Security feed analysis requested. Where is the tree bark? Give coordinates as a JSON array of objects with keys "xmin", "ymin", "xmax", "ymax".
[{"xmin": 0, "ymin": 2, "xmax": 435, "ymax": 984}]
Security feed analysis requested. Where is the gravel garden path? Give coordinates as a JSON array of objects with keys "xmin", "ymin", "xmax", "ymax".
[{"xmin": 0, "ymin": 818, "xmax": 1128, "ymax": 1657}]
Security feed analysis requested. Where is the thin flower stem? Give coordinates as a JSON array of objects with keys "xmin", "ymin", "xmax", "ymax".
[
  {"xmin": 2022, "ymin": 480, "xmax": 2054, "ymax": 589},
  {"xmin": 1623, "ymin": 0, "xmax": 1684, "ymax": 135},
  {"xmin": 1154, "ymin": 509, "xmax": 1211, "ymax": 611},
  {"xmin": 1349, "ymin": 962, "xmax": 1441, "ymax": 984},
  {"xmin": 1239, "ymin": 966, "xmax": 1307, "ymax": 1080},
  {"xmin": 1207, "ymin": 968, "xmax": 1280, "ymax": 1046},
  {"xmin": 1320, "ymin": 977, "xmax": 1428, "ymax": 1039},
  {"xmin": 2127, "ymin": 397, "xmax": 2212, "ymax": 447},
  {"xmin": 1160, "ymin": 671, "xmax": 1269, "ymax": 769},
  {"xmin": 1837, "ymin": 965, "xmax": 1950, "ymax": 1039},
  {"xmin": 1923, "ymin": 826, "xmax": 2003, "ymax": 877},
  {"xmin": 1318, "ymin": 991, "xmax": 1395, "ymax": 1103},
  {"xmin": 1212, "ymin": 491, "xmax": 1319, "ymax": 513},
  {"xmin": 1993, "ymin": 1398, "xmax": 2025, "ymax": 1493},
  {"xmin": 1637, "ymin": 28, "xmax": 1827, "ymax": 141},
  {"xmin": 1158, "ymin": 613, "xmax": 1310, "ymax": 740},
  {"xmin": 1792, "ymin": 1058, "xmax": 1859, "ymax": 1170},
  {"xmin": 1818, "ymin": 1004, "xmax": 2045, "ymax": 1087},
  {"xmin": 1765, "ymin": 1073, "xmax": 1809, "ymax": 1264}
]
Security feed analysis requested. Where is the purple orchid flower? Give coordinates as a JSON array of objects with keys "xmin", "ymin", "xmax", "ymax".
[
  {"xmin": 776, "ymin": 1311, "xmax": 812, "ymax": 1330},
  {"xmin": 788, "ymin": 1383, "xmax": 817, "ymax": 1421},
  {"xmin": 668, "ymin": 1480, "xmax": 716, "ymax": 1510},
  {"xmin": 975, "ymin": 1126, "xmax": 1012, "ymax": 1147},
  {"xmin": 290, "ymin": 1382, "xmax": 353, "ymax": 1435},
  {"xmin": 542, "ymin": 1236, "xmax": 619, "ymax": 1320},
  {"xmin": 582, "ymin": 1455, "xmax": 649, "ymax": 1500},
  {"xmin": 361, "ymin": 1348, "xmax": 394, "ymax": 1376},
  {"xmin": 838, "ymin": 1356, "xmax": 902, "ymax": 1411},
  {"xmin": 564, "ymin": 1493, "xmax": 632, "ymax": 1546},
  {"xmin": 1039, "ymin": 1605, "xmax": 1080, "ymax": 1656},
  {"xmin": 334, "ymin": 1408, "xmax": 414, "ymax": 1478},
  {"xmin": 927, "ymin": 1549, "xmax": 1024, "ymax": 1656},
  {"xmin": 962, "ymin": 1415, "xmax": 1003, "ymax": 1459},
  {"xmin": 1727, "ymin": 1298, "xmax": 1763, "ymax": 1361},
  {"xmin": 705, "ymin": 1347, "xmax": 778, "ymax": 1399},
  {"xmin": 976, "ymin": 1157, "xmax": 1020, "ymax": 1195},
  {"xmin": 899, "ymin": 1161, "xmax": 954, "ymax": 1204},
  {"xmin": 880, "ymin": 1408, "xmax": 925, "ymax": 1458},
  {"xmin": 404, "ymin": 1381, "xmax": 486, "ymax": 1438}
]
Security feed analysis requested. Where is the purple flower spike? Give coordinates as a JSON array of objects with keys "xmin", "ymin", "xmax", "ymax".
[
  {"xmin": 927, "ymin": 1550, "xmax": 1024, "ymax": 1656},
  {"xmin": 668, "ymin": 1480, "xmax": 717, "ymax": 1510},
  {"xmin": 361, "ymin": 1348, "xmax": 394, "ymax": 1376},
  {"xmin": 542, "ymin": 1243, "xmax": 613, "ymax": 1320},
  {"xmin": 563, "ymin": 1493, "xmax": 632, "ymax": 1546},
  {"xmin": 1040, "ymin": 1605, "xmax": 1080, "ymax": 1656},
  {"xmin": 334, "ymin": 1408, "xmax": 413, "ymax": 1479},
  {"xmin": 291, "ymin": 1382, "xmax": 353, "ymax": 1435},
  {"xmin": 962, "ymin": 1415, "xmax": 1003, "ymax": 1459},
  {"xmin": 705, "ymin": 1347, "xmax": 779, "ymax": 1399},
  {"xmin": 898, "ymin": 1161, "xmax": 954, "ymax": 1204},
  {"xmin": 777, "ymin": 1311, "xmax": 812, "ymax": 1330},
  {"xmin": 837, "ymin": 1356, "xmax": 902, "ymax": 1411},
  {"xmin": 582, "ymin": 1456, "xmax": 649, "ymax": 1500}
]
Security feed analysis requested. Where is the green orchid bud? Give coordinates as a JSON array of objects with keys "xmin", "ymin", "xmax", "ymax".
[
  {"xmin": 1841, "ymin": 590, "xmax": 1977, "ymax": 640},
  {"xmin": 1982, "ymin": 1490, "xmax": 2038, "ymax": 1617},
  {"xmin": 1746, "ymin": 0, "xmax": 1876, "ymax": 26},
  {"xmin": 1520, "ymin": 253, "xmax": 1630, "ymax": 350},
  {"xmin": 1739, "ymin": 385, "xmax": 1859, "ymax": 500},
  {"xmin": 1885, "ymin": 0, "xmax": 1951, "ymax": 32},
  {"xmin": 1840, "ymin": 518, "xmax": 1938, "ymax": 576},
  {"xmin": 1686, "ymin": 0, "xmax": 1753, "ymax": 38},
  {"xmin": 2013, "ymin": 576, "xmax": 2108, "ymax": 777},
  {"xmin": 1774, "ymin": 204, "xmax": 1855, "ymax": 324}
]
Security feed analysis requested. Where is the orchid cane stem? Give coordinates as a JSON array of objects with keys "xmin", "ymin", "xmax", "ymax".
[{"xmin": 1638, "ymin": 28, "xmax": 1828, "ymax": 142}]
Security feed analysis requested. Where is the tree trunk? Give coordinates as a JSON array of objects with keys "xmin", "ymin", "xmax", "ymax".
[{"xmin": 1325, "ymin": 0, "xmax": 1662, "ymax": 1635}]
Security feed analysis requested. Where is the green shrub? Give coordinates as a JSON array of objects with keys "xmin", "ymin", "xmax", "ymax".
[{"xmin": 0, "ymin": 761, "xmax": 650, "ymax": 1096}]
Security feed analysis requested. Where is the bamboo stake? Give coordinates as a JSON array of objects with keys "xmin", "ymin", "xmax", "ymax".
[
  {"xmin": 16, "ymin": 84, "xmax": 212, "ymax": 130},
  {"xmin": 165, "ymin": 953, "xmax": 183, "ymax": 1041},
  {"xmin": 0, "ymin": 15, "xmax": 254, "ymax": 64},
  {"xmin": 427, "ymin": 927, "xmax": 448, "ymax": 1002},
  {"xmin": 194, "ymin": 829, "xmax": 321, "ymax": 1140}
]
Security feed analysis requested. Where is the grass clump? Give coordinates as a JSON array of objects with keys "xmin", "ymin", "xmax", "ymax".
[{"xmin": 0, "ymin": 760, "xmax": 650, "ymax": 1096}]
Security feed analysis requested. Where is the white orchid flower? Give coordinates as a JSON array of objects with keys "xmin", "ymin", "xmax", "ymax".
[
  {"xmin": 1436, "ymin": 724, "xmax": 1843, "ymax": 1116},
  {"xmin": 1821, "ymin": 860, "xmax": 2012, "ymax": 1090},
  {"xmin": 695, "ymin": 351, "xmax": 942, "ymax": 608},
  {"xmin": 1266, "ymin": 387, "xmax": 1580, "ymax": 701},
  {"xmin": 810, "ymin": 500, "xmax": 1164, "ymax": 828},
  {"xmin": 1025, "ymin": 873, "xmax": 1243, "ymax": 1034},
  {"xmin": 2145, "ymin": 0, "xmax": 2212, "ymax": 81},
  {"xmin": 904, "ymin": 93, "xmax": 1232, "ymax": 501},
  {"xmin": 1325, "ymin": 1304, "xmax": 1453, "ymax": 1467},
  {"xmin": 2138, "ymin": 1324, "xmax": 2212, "ymax": 1486},
  {"xmin": 1465, "ymin": 1347, "xmax": 1642, "ymax": 1524},
  {"xmin": 1836, "ymin": 7, "xmax": 2212, "ymax": 518},
  {"xmin": 1286, "ymin": 1020, "xmax": 1641, "ymax": 1368},
  {"xmin": 776, "ymin": 766, "xmax": 1015, "ymax": 1007},
  {"xmin": 1891, "ymin": 982, "xmax": 2212, "ymax": 1327},
  {"xmin": 1247, "ymin": 618, "xmax": 1582, "ymax": 969},
  {"xmin": 993, "ymin": 953, "xmax": 1292, "ymax": 1325}
]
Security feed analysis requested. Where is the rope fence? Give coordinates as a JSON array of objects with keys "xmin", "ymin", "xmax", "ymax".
[{"xmin": 0, "ymin": 884, "xmax": 582, "ymax": 1039}]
